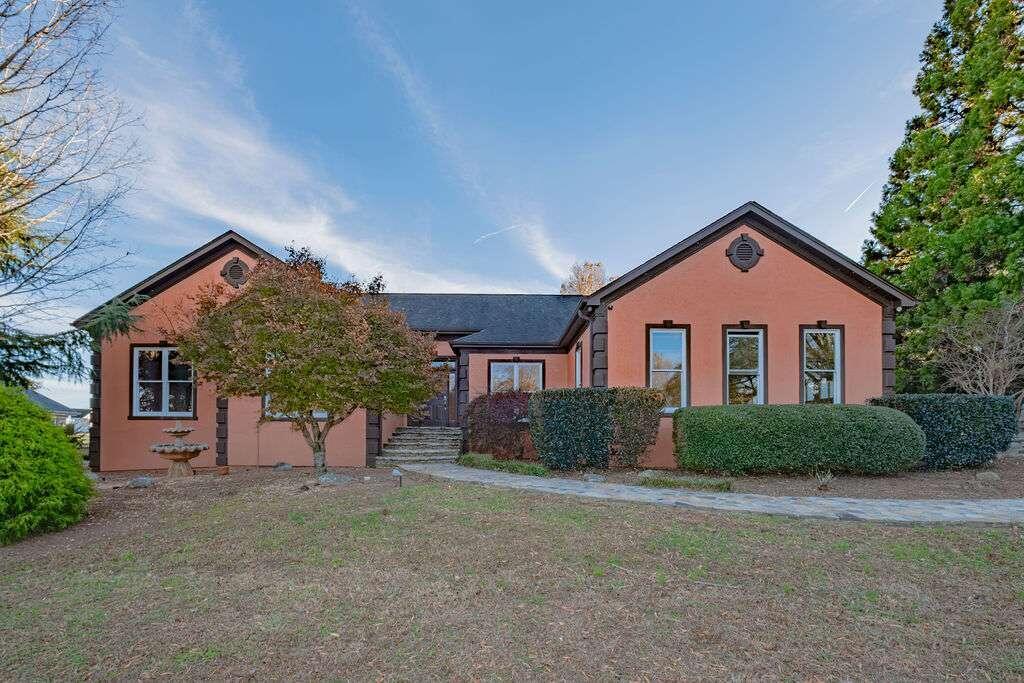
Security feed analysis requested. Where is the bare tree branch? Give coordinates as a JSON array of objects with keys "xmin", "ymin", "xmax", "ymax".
[{"xmin": 0, "ymin": 0, "xmax": 139, "ymax": 327}]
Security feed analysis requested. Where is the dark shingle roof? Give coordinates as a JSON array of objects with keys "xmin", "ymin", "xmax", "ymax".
[
  {"xmin": 383, "ymin": 294, "xmax": 583, "ymax": 347},
  {"xmin": 25, "ymin": 389, "xmax": 75, "ymax": 414}
]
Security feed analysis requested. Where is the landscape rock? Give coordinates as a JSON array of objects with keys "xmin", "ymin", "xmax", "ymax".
[
  {"xmin": 582, "ymin": 473, "xmax": 606, "ymax": 483},
  {"xmin": 127, "ymin": 475, "xmax": 156, "ymax": 489},
  {"xmin": 976, "ymin": 471, "xmax": 1001, "ymax": 482},
  {"xmin": 85, "ymin": 470, "xmax": 101, "ymax": 482},
  {"xmin": 637, "ymin": 470, "xmax": 668, "ymax": 481},
  {"xmin": 317, "ymin": 472, "xmax": 352, "ymax": 487},
  {"xmin": 273, "ymin": 462, "xmax": 293, "ymax": 471}
]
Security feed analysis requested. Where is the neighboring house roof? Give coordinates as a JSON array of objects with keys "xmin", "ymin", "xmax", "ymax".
[
  {"xmin": 72, "ymin": 230, "xmax": 276, "ymax": 328},
  {"xmin": 383, "ymin": 293, "xmax": 584, "ymax": 347},
  {"xmin": 25, "ymin": 389, "xmax": 75, "ymax": 414},
  {"xmin": 586, "ymin": 201, "xmax": 918, "ymax": 309}
]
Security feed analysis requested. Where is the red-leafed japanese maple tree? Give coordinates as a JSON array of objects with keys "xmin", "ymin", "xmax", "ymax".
[{"xmin": 174, "ymin": 251, "xmax": 440, "ymax": 472}]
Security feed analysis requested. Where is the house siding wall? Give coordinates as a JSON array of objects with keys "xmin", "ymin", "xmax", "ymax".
[
  {"xmin": 97, "ymin": 248, "xmax": 366, "ymax": 471},
  {"xmin": 466, "ymin": 352, "xmax": 571, "ymax": 403},
  {"xmin": 606, "ymin": 224, "xmax": 883, "ymax": 468}
]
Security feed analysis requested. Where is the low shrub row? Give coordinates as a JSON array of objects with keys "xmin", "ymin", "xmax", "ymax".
[
  {"xmin": 673, "ymin": 404, "xmax": 925, "ymax": 476},
  {"xmin": 527, "ymin": 387, "xmax": 664, "ymax": 470},
  {"xmin": 456, "ymin": 452, "xmax": 549, "ymax": 477},
  {"xmin": 868, "ymin": 394, "xmax": 1017, "ymax": 469},
  {"xmin": 1, "ymin": 385, "xmax": 93, "ymax": 545}
]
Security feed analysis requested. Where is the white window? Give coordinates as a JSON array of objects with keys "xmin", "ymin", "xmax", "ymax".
[
  {"xmin": 649, "ymin": 327, "xmax": 687, "ymax": 411},
  {"xmin": 803, "ymin": 328, "xmax": 842, "ymax": 404},
  {"xmin": 574, "ymin": 343, "xmax": 583, "ymax": 388},
  {"xmin": 725, "ymin": 329, "xmax": 765, "ymax": 405},
  {"xmin": 489, "ymin": 361, "xmax": 543, "ymax": 393},
  {"xmin": 132, "ymin": 347, "xmax": 194, "ymax": 417}
]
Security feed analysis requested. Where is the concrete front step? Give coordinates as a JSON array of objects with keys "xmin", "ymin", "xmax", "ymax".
[
  {"xmin": 386, "ymin": 439, "xmax": 463, "ymax": 447},
  {"xmin": 393, "ymin": 429, "xmax": 462, "ymax": 436},
  {"xmin": 377, "ymin": 454, "xmax": 458, "ymax": 465},
  {"xmin": 382, "ymin": 448, "xmax": 460, "ymax": 458}
]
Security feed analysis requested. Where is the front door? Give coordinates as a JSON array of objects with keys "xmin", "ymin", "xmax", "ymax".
[{"xmin": 409, "ymin": 360, "xmax": 457, "ymax": 426}]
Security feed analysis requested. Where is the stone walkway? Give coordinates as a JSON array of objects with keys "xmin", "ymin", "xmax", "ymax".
[{"xmin": 400, "ymin": 463, "xmax": 1024, "ymax": 524}]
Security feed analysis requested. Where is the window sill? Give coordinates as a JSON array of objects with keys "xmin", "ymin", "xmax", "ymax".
[{"xmin": 128, "ymin": 414, "xmax": 197, "ymax": 420}]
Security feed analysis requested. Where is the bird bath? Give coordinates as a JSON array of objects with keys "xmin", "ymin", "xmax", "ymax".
[{"xmin": 151, "ymin": 421, "xmax": 209, "ymax": 478}]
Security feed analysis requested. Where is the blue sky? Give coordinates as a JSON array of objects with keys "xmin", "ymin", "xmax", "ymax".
[{"xmin": 41, "ymin": 0, "xmax": 938, "ymax": 406}]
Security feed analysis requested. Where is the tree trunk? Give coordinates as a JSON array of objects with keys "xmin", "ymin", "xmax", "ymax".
[{"xmin": 313, "ymin": 447, "xmax": 326, "ymax": 473}]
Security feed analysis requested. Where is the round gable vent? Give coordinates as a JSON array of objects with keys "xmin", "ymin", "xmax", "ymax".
[
  {"xmin": 726, "ymin": 233, "xmax": 764, "ymax": 272},
  {"xmin": 220, "ymin": 257, "xmax": 251, "ymax": 288}
]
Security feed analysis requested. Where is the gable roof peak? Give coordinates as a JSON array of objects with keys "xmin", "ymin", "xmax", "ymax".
[
  {"xmin": 72, "ymin": 229, "xmax": 277, "ymax": 328},
  {"xmin": 586, "ymin": 202, "xmax": 916, "ymax": 308}
]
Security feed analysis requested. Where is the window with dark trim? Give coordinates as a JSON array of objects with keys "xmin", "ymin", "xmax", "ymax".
[
  {"xmin": 574, "ymin": 343, "xmax": 583, "ymax": 388},
  {"xmin": 489, "ymin": 360, "xmax": 544, "ymax": 393},
  {"xmin": 802, "ymin": 327, "xmax": 842, "ymax": 404},
  {"xmin": 132, "ymin": 346, "xmax": 194, "ymax": 417},
  {"xmin": 724, "ymin": 328, "xmax": 765, "ymax": 405},
  {"xmin": 648, "ymin": 326, "xmax": 688, "ymax": 411}
]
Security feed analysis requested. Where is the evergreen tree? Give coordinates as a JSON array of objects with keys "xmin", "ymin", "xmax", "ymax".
[{"xmin": 863, "ymin": 0, "xmax": 1024, "ymax": 391}]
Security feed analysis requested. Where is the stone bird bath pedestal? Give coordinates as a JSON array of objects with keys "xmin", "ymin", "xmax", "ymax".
[{"xmin": 151, "ymin": 421, "xmax": 208, "ymax": 478}]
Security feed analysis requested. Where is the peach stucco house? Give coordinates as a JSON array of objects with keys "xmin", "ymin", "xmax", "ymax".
[{"xmin": 76, "ymin": 202, "xmax": 915, "ymax": 471}]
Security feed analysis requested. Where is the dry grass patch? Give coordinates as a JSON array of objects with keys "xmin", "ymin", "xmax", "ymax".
[{"xmin": 1, "ymin": 468, "xmax": 1023, "ymax": 679}]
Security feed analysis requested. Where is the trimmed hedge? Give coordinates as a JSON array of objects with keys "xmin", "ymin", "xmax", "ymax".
[
  {"xmin": 457, "ymin": 452, "xmax": 549, "ymax": 477},
  {"xmin": 868, "ymin": 393, "xmax": 1017, "ymax": 469},
  {"xmin": 466, "ymin": 391, "xmax": 531, "ymax": 459},
  {"xmin": 529, "ymin": 388, "xmax": 614, "ymax": 470},
  {"xmin": 610, "ymin": 387, "xmax": 665, "ymax": 468},
  {"xmin": 673, "ymin": 404, "xmax": 925, "ymax": 476},
  {"xmin": 1, "ymin": 385, "xmax": 93, "ymax": 545},
  {"xmin": 528, "ymin": 387, "xmax": 664, "ymax": 470}
]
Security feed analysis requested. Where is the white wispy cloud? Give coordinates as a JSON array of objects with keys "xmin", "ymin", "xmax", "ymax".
[
  {"xmin": 113, "ymin": 6, "xmax": 531, "ymax": 293},
  {"xmin": 346, "ymin": 1, "xmax": 576, "ymax": 281}
]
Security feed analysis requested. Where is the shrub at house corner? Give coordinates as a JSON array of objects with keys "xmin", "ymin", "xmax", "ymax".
[
  {"xmin": 0, "ymin": 385, "xmax": 92, "ymax": 545},
  {"xmin": 173, "ymin": 253, "xmax": 441, "ymax": 472}
]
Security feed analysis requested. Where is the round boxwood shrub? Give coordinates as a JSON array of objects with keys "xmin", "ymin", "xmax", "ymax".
[
  {"xmin": 673, "ymin": 404, "xmax": 924, "ymax": 476},
  {"xmin": 466, "ymin": 391, "xmax": 531, "ymax": 458},
  {"xmin": 0, "ymin": 385, "xmax": 93, "ymax": 545},
  {"xmin": 868, "ymin": 393, "xmax": 1017, "ymax": 469}
]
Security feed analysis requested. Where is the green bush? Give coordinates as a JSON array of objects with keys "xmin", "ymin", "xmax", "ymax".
[
  {"xmin": 0, "ymin": 385, "xmax": 93, "ymax": 545},
  {"xmin": 457, "ymin": 452, "xmax": 549, "ymax": 477},
  {"xmin": 466, "ymin": 391, "xmax": 531, "ymax": 458},
  {"xmin": 673, "ymin": 404, "xmax": 924, "ymax": 476},
  {"xmin": 528, "ymin": 387, "xmax": 665, "ymax": 470},
  {"xmin": 528, "ymin": 388, "xmax": 615, "ymax": 470},
  {"xmin": 610, "ymin": 387, "xmax": 664, "ymax": 468},
  {"xmin": 868, "ymin": 393, "xmax": 1017, "ymax": 469}
]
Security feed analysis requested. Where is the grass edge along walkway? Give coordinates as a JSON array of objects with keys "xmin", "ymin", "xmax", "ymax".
[{"xmin": 400, "ymin": 463, "xmax": 1024, "ymax": 524}]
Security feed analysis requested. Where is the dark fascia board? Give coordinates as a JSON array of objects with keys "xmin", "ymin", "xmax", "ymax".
[
  {"xmin": 72, "ymin": 231, "xmax": 278, "ymax": 328},
  {"xmin": 585, "ymin": 201, "xmax": 918, "ymax": 309}
]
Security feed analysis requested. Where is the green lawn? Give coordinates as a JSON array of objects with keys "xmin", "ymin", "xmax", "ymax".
[{"xmin": 1, "ymin": 468, "xmax": 1022, "ymax": 679}]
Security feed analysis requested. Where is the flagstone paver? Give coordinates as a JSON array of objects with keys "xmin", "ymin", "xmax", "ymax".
[{"xmin": 400, "ymin": 463, "xmax": 1024, "ymax": 524}]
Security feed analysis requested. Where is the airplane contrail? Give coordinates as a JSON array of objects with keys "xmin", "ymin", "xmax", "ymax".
[
  {"xmin": 473, "ymin": 224, "xmax": 524, "ymax": 244},
  {"xmin": 843, "ymin": 182, "xmax": 874, "ymax": 212}
]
